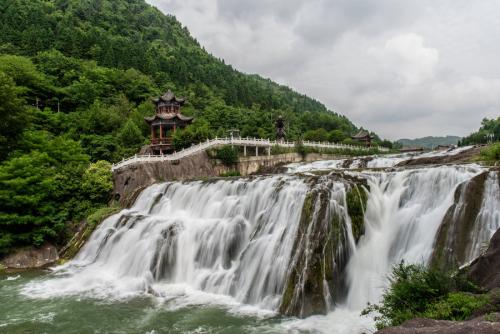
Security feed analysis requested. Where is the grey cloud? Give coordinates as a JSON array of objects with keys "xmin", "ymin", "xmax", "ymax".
[
  {"xmin": 216, "ymin": 0, "xmax": 304, "ymax": 22},
  {"xmin": 147, "ymin": 0, "xmax": 500, "ymax": 140}
]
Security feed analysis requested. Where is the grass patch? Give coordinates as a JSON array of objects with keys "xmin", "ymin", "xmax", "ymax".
[
  {"xmin": 219, "ymin": 170, "xmax": 241, "ymax": 177},
  {"xmin": 480, "ymin": 142, "xmax": 500, "ymax": 162},
  {"xmin": 87, "ymin": 205, "xmax": 121, "ymax": 229}
]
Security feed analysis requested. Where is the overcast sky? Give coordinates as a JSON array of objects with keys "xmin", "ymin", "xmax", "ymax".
[{"xmin": 147, "ymin": 0, "xmax": 500, "ymax": 140}]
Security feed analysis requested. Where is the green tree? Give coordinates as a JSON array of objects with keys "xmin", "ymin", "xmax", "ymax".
[
  {"xmin": 117, "ymin": 119, "xmax": 144, "ymax": 147},
  {"xmin": 82, "ymin": 161, "xmax": 113, "ymax": 203},
  {"xmin": 303, "ymin": 128, "xmax": 329, "ymax": 142},
  {"xmin": 328, "ymin": 129, "xmax": 347, "ymax": 143},
  {"xmin": 0, "ymin": 132, "xmax": 90, "ymax": 254},
  {"xmin": 0, "ymin": 72, "xmax": 27, "ymax": 159}
]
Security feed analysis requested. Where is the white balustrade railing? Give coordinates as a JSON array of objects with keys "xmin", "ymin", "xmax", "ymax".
[{"xmin": 111, "ymin": 137, "xmax": 389, "ymax": 171}]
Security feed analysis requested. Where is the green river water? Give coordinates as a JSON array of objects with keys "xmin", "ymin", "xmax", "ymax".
[{"xmin": 0, "ymin": 271, "xmax": 289, "ymax": 334}]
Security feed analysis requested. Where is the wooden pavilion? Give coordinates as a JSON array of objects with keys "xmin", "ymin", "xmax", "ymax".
[
  {"xmin": 351, "ymin": 130, "xmax": 374, "ymax": 147},
  {"xmin": 144, "ymin": 90, "xmax": 193, "ymax": 154}
]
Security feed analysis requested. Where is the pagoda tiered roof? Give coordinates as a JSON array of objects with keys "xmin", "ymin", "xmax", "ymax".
[
  {"xmin": 153, "ymin": 90, "xmax": 185, "ymax": 105},
  {"xmin": 351, "ymin": 130, "xmax": 374, "ymax": 139},
  {"xmin": 144, "ymin": 113, "xmax": 193, "ymax": 123}
]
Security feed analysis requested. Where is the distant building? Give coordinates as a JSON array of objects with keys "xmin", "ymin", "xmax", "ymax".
[
  {"xmin": 144, "ymin": 90, "xmax": 193, "ymax": 154},
  {"xmin": 351, "ymin": 130, "xmax": 374, "ymax": 146}
]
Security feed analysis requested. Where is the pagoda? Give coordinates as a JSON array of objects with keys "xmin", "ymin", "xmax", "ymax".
[
  {"xmin": 351, "ymin": 130, "xmax": 374, "ymax": 147},
  {"xmin": 144, "ymin": 90, "xmax": 194, "ymax": 154}
]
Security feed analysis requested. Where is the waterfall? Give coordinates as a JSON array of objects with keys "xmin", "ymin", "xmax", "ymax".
[
  {"xmin": 23, "ymin": 174, "xmax": 358, "ymax": 316},
  {"xmin": 345, "ymin": 165, "xmax": 482, "ymax": 309},
  {"xmin": 23, "ymin": 176, "xmax": 310, "ymax": 310},
  {"xmin": 466, "ymin": 171, "xmax": 500, "ymax": 262}
]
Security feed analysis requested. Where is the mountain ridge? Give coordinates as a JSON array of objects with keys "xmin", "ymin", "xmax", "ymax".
[{"xmin": 397, "ymin": 136, "xmax": 461, "ymax": 149}]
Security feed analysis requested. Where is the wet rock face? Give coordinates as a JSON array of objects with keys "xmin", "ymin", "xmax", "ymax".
[
  {"xmin": 468, "ymin": 229, "xmax": 500, "ymax": 290},
  {"xmin": 346, "ymin": 184, "xmax": 368, "ymax": 242},
  {"xmin": 431, "ymin": 172, "xmax": 488, "ymax": 271},
  {"xmin": 279, "ymin": 178, "xmax": 356, "ymax": 318},
  {"xmin": 113, "ymin": 151, "xmax": 227, "ymax": 206},
  {"xmin": 396, "ymin": 146, "xmax": 482, "ymax": 167},
  {"xmin": 1, "ymin": 244, "xmax": 59, "ymax": 269},
  {"xmin": 375, "ymin": 314, "xmax": 500, "ymax": 334}
]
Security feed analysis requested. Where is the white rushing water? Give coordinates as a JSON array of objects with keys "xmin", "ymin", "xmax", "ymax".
[
  {"xmin": 23, "ymin": 176, "xmax": 308, "ymax": 312},
  {"xmin": 21, "ymin": 149, "xmax": 499, "ymax": 333},
  {"xmin": 345, "ymin": 165, "xmax": 482, "ymax": 309},
  {"xmin": 466, "ymin": 171, "xmax": 500, "ymax": 262},
  {"xmin": 286, "ymin": 146, "xmax": 476, "ymax": 173}
]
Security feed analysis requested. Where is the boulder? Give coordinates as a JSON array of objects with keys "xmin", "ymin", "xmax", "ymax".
[
  {"xmin": 468, "ymin": 228, "xmax": 500, "ymax": 290},
  {"xmin": 1, "ymin": 243, "xmax": 59, "ymax": 269}
]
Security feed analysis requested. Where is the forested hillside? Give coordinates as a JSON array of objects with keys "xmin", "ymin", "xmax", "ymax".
[{"xmin": 0, "ymin": 0, "xmax": 378, "ymax": 254}]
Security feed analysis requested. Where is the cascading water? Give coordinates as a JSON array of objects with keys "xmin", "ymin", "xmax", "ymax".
[
  {"xmin": 466, "ymin": 171, "xmax": 500, "ymax": 262},
  {"xmin": 24, "ymin": 176, "xmax": 310, "ymax": 311},
  {"xmin": 15, "ymin": 151, "xmax": 499, "ymax": 334},
  {"xmin": 345, "ymin": 165, "xmax": 482, "ymax": 309}
]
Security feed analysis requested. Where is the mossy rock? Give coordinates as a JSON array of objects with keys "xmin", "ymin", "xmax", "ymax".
[
  {"xmin": 280, "ymin": 179, "xmax": 354, "ymax": 317},
  {"xmin": 346, "ymin": 184, "xmax": 368, "ymax": 242}
]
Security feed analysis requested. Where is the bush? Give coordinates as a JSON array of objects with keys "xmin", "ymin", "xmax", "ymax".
[
  {"xmin": 363, "ymin": 262, "xmax": 487, "ymax": 330},
  {"xmin": 480, "ymin": 143, "xmax": 500, "ymax": 161},
  {"xmin": 422, "ymin": 292, "xmax": 490, "ymax": 321},
  {"xmin": 216, "ymin": 145, "xmax": 238, "ymax": 166}
]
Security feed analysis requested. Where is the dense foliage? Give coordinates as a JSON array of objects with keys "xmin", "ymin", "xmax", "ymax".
[
  {"xmin": 0, "ymin": 0, "xmax": 383, "ymax": 254},
  {"xmin": 460, "ymin": 117, "xmax": 500, "ymax": 146},
  {"xmin": 363, "ymin": 262, "xmax": 490, "ymax": 330}
]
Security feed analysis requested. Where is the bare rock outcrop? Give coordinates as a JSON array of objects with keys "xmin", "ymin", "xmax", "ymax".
[
  {"xmin": 113, "ymin": 151, "xmax": 228, "ymax": 205},
  {"xmin": 1, "ymin": 243, "xmax": 59, "ymax": 269},
  {"xmin": 430, "ymin": 171, "xmax": 489, "ymax": 271},
  {"xmin": 468, "ymin": 228, "xmax": 500, "ymax": 291}
]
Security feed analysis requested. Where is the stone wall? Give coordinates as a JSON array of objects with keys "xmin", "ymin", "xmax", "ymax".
[{"xmin": 112, "ymin": 151, "xmax": 341, "ymax": 205}]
